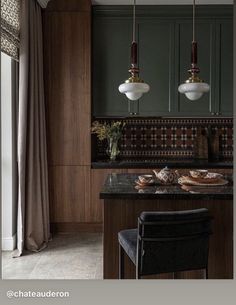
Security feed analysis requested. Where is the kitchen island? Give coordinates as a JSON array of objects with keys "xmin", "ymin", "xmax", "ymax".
[{"xmin": 100, "ymin": 173, "xmax": 233, "ymax": 279}]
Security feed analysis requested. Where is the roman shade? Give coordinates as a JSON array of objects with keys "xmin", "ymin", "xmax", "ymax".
[
  {"xmin": 37, "ymin": 0, "xmax": 50, "ymax": 8},
  {"xmin": 1, "ymin": 0, "xmax": 20, "ymax": 61}
]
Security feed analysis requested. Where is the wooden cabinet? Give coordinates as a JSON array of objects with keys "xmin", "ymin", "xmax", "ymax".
[
  {"xmin": 43, "ymin": 0, "xmax": 92, "ymax": 232},
  {"xmin": 44, "ymin": 9, "xmax": 91, "ymax": 166},
  {"xmin": 92, "ymin": 6, "xmax": 233, "ymax": 118},
  {"xmin": 49, "ymin": 166, "xmax": 90, "ymax": 223}
]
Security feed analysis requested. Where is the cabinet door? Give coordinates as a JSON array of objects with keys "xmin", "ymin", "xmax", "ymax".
[
  {"xmin": 49, "ymin": 166, "xmax": 90, "ymax": 223},
  {"xmin": 93, "ymin": 18, "xmax": 132, "ymax": 116},
  {"xmin": 216, "ymin": 21, "xmax": 233, "ymax": 116},
  {"xmin": 138, "ymin": 21, "xmax": 175, "ymax": 116},
  {"xmin": 44, "ymin": 13, "xmax": 91, "ymax": 165},
  {"xmin": 176, "ymin": 21, "xmax": 215, "ymax": 116}
]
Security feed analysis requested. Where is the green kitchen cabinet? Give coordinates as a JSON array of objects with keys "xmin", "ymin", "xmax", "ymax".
[
  {"xmin": 215, "ymin": 20, "xmax": 233, "ymax": 116},
  {"xmin": 138, "ymin": 21, "xmax": 175, "ymax": 115},
  {"xmin": 93, "ymin": 19, "xmax": 176, "ymax": 117},
  {"xmin": 92, "ymin": 6, "xmax": 233, "ymax": 118},
  {"xmin": 176, "ymin": 21, "xmax": 215, "ymax": 116},
  {"xmin": 93, "ymin": 18, "xmax": 132, "ymax": 116}
]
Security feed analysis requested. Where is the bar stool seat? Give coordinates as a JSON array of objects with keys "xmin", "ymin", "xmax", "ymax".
[{"xmin": 118, "ymin": 208, "xmax": 212, "ymax": 279}]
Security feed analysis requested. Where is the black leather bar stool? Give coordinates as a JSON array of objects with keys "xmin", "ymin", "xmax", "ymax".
[{"xmin": 118, "ymin": 208, "xmax": 212, "ymax": 279}]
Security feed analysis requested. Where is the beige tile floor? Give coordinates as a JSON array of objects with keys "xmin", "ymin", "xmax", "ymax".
[{"xmin": 2, "ymin": 233, "xmax": 103, "ymax": 280}]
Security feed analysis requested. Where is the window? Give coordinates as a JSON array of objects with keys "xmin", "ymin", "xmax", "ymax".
[{"xmin": 1, "ymin": 52, "xmax": 18, "ymax": 250}]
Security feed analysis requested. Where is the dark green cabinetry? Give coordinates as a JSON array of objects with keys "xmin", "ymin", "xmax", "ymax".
[
  {"xmin": 138, "ymin": 21, "xmax": 175, "ymax": 115},
  {"xmin": 93, "ymin": 18, "xmax": 132, "ymax": 116},
  {"xmin": 215, "ymin": 20, "xmax": 233, "ymax": 116},
  {"xmin": 92, "ymin": 6, "xmax": 233, "ymax": 117}
]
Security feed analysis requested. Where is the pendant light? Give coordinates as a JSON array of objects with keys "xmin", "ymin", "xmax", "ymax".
[
  {"xmin": 178, "ymin": 0, "xmax": 210, "ymax": 101},
  {"xmin": 118, "ymin": 0, "xmax": 150, "ymax": 101}
]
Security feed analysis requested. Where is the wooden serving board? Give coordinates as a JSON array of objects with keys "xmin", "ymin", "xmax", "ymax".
[{"xmin": 178, "ymin": 176, "xmax": 228, "ymax": 186}]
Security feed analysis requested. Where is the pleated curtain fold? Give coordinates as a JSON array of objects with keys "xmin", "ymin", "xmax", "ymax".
[{"xmin": 14, "ymin": 0, "xmax": 50, "ymax": 257}]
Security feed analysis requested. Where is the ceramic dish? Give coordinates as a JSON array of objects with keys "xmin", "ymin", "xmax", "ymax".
[
  {"xmin": 206, "ymin": 172, "xmax": 223, "ymax": 179},
  {"xmin": 138, "ymin": 175, "xmax": 154, "ymax": 184},
  {"xmin": 189, "ymin": 170, "xmax": 208, "ymax": 178},
  {"xmin": 135, "ymin": 179, "xmax": 156, "ymax": 187}
]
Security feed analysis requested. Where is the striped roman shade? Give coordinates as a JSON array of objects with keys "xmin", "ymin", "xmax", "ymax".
[{"xmin": 1, "ymin": 0, "xmax": 20, "ymax": 61}]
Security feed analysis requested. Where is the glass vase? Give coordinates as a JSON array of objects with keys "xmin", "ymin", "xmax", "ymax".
[{"xmin": 106, "ymin": 137, "xmax": 120, "ymax": 161}]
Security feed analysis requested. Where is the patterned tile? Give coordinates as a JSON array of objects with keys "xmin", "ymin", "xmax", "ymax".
[{"xmin": 94, "ymin": 118, "xmax": 233, "ymax": 160}]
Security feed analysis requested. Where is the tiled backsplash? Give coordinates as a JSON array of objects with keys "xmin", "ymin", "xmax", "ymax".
[{"xmin": 94, "ymin": 118, "xmax": 233, "ymax": 160}]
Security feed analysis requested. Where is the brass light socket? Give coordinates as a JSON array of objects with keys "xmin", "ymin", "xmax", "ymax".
[
  {"xmin": 185, "ymin": 72, "xmax": 204, "ymax": 84},
  {"xmin": 125, "ymin": 76, "xmax": 144, "ymax": 83}
]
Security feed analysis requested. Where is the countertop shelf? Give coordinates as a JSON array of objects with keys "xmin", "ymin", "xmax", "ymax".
[{"xmin": 100, "ymin": 173, "xmax": 233, "ymax": 200}]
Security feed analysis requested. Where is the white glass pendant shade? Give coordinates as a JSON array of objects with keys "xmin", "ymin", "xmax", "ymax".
[
  {"xmin": 178, "ymin": 82, "xmax": 210, "ymax": 101},
  {"xmin": 119, "ymin": 82, "xmax": 150, "ymax": 101}
]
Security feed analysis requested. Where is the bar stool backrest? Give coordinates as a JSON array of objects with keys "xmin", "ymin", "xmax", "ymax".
[{"xmin": 137, "ymin": 208, "xmax": 212, "ymax": 276}]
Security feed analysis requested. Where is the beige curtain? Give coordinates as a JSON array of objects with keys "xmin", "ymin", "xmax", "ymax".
[{"xmin": 14, "ymin": 0, "xmax": 50, "ymax": 257}]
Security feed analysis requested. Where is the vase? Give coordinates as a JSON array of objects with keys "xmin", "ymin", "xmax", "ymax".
[{"xmin": 106, "ymin": 137, "xmax": 120, "ymax": 161}]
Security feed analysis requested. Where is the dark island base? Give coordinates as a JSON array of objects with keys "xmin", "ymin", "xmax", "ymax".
[{"xmin": 103, "ymin": 199, "xmax": 233, "ymax": 279}]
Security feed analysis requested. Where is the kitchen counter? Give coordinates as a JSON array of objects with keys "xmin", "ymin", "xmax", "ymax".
[
  {"xmin": 100, "ymin": 173, "xmax": 233, "ymax": 200},
  {"xmin": 92, "ymin": 159, "xmax": 233, "ymax": 169},
  {"xmin": 101, "ymin": 173, "xmax": 233, "ymax": 279}
]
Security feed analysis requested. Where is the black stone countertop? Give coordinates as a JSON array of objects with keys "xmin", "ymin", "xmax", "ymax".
[
  {"xmin": 100, "ymin": 174, "xmax": 233, "ymax": 200},
  {"xmin": 92, "ymin": 159, "xmax": 233, "ymax": 169}
]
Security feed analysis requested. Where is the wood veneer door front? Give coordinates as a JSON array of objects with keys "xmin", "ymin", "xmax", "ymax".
[
  {"xmin": 43, "ymin": 12, "xmax": 91, "ymax": 166},
  {"xmin": 49, "ymin": 166, "xmax": 90, "ymax": 223}
]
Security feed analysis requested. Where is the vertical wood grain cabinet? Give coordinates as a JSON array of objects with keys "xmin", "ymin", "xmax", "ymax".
[{"xmin": 43, "ymin": 0, "xmax": 94, "ymax": 232}]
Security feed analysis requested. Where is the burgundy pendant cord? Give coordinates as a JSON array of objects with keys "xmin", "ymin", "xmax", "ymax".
[
  {"xmin": 131, "ymin": 42, "xmax": 138, "ymax": 66},
  {"xmin": 189, "ymin": 0, "xmax": 200, "ymax": 74},
  {"xmin": 130, "ymin": 0, "xmax": 139, "ymax": 76}
]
